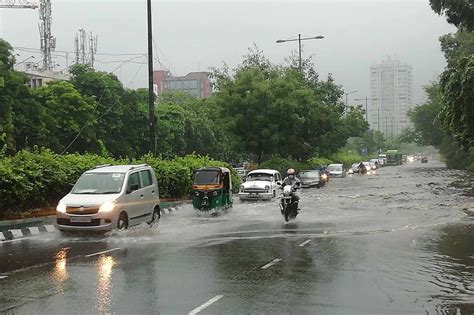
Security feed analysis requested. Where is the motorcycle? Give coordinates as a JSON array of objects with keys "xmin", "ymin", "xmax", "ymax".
[{"xmin": 279, "ymin": 184, "xmax": 299, "ymax": 222}]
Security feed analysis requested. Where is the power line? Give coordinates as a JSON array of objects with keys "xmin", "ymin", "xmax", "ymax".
[
  {"xmin": 60, "ymin": 55, "xmax": 147, "ymax": 154},
  {"xmin": 14, "ymin": 46, "xmax": 146, "ymax": 56}
]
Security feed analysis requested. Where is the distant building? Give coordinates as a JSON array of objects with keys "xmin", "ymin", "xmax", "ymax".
[
  {"xmin": 153, "ymin": 70, "xmax": 212, "ymax": 98},
  {"xmin": 15, "ymin": 62, "xmax": 71, "ymax": 89},
  {"xmin": 369, "ymin": 58, "xmax": 413, "ymax": 137}
]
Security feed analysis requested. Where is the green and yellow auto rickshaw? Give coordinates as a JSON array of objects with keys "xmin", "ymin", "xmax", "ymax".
[{"xmin": 192, "ymin": 167, "xmax": 233, "ymax": 212}]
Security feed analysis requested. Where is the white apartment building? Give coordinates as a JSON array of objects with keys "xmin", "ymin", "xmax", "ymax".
[{"xmin": 369, "ymin": 58, "xmax": 413, "ymax": 137}]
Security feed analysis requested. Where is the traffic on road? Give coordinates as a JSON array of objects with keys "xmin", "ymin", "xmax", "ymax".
[{"xmin": 1, "ymin": 159, "xmax": 472, "ymax": 314}]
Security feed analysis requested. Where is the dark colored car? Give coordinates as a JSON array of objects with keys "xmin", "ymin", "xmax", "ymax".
[
  {"xmin": 421, "ymin": 156, "xmax": 428, "ymax": 163},
  {"xmin": 298, "ymin": 170, "xmax": 320, "ymax": 188}
]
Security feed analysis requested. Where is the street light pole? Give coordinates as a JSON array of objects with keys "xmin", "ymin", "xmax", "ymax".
[
  {"xmin": 355, "ymin": 96, "xmax": 369, "ymax": 121},
  {"xmin": 147, "ymin": 0, "xmax": 156, "ymax": 155},
  {"xmin": 276, "ymin": 34, "xmax": 324, "ymax": 73},
  {"xmin": 344, "ymin": 90, "xmax": 357, "ymax": 111}
]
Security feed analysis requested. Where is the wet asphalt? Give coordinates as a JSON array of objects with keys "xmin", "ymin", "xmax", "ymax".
[{"xmin": 0, "ymin": 159, "xmax": 473, "ymax": 315}]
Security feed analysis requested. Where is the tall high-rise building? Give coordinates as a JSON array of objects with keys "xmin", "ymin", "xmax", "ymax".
[{"xmin": 369, "ymin": 58, "xmax": 413, "ymax": 137}]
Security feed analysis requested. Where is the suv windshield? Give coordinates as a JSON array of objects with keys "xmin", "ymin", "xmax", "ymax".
[
  {"xmin": 246, "ymin": 173, "xmax": 272, "ymax": 181},
  {"xmin": 195, "ymin": 171, "xmax": 220, "ymax": 185},
  {"xmin": 72, "ymin": 172, "xmax": 125, "ymax": 194}
]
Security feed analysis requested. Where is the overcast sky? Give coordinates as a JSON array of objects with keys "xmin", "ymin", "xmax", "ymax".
[{"xmin": 1, "ymin": 0, "xmax": 456, "ymax": 105}]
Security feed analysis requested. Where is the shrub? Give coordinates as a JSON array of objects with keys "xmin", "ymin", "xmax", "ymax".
[{"xmin": 0, "ymin": 151, "xmax": 237, "ymax": 214}]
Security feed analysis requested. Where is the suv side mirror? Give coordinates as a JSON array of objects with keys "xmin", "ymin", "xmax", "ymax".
[{"xmin": 276, "ymin": 181, "xmax": 282, "ymax": 186}]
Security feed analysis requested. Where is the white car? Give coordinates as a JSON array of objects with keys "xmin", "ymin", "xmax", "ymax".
[
  {"xmin": 239, "ymin": 169, "xmax": 282, "ymax": 200},
  {"xmin": 328, "ymin": 163, "xmax": 345, "ymax": 178},
  {"xmin": 56, "ymin": 164, "xmax": 161, "ymax": 231}
]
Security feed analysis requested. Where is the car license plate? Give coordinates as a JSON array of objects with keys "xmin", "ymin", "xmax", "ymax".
[
  {"xmin": 70, "ymin": 216, "xmax": 92, "ymax": 223},
  {"xmin": 250, "ymin": 193, "xmax": 259, "ymax": 198}
]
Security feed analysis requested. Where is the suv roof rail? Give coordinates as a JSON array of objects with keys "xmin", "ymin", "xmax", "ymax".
[
  {"xmin": 93, "ymin": 164, "xmax": 112, "ymax": 169},
  {"xmin": 130, "ymin": 164, "xmax": 148, "ymax": 170}
]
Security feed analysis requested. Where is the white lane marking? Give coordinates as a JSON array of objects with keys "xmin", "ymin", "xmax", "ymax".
[
  {"xmin": 261, "ymin": 258, "xmax": 282, "ymax": 270},
  {"xmin": 10, "ymin": 229, "xmax": 23, "ymax": 238},
  {"xmin": 188, "ymin": 295, "xmax": 223, "ymax": 315},
  {"xmin": 84, "ymin": 247, "xmax": 121, "ymax": 258},
  {"xmin": 44, "ymin": 225, "xmax": 56, "ymax": 232},
  {"xmin": 0, "ymin": 275, "xmax": 7, "ymax": 279},
  {"xmin": 299, "ymin": 239, "xmax": 312, "ymax": 247},
  {"xmin": 28, "ymin": 227, "xmax": 40, "ymax": 235}
]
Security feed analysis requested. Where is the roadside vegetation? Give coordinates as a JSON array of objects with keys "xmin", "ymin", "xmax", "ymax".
[{"xmin": 401, "ymin": 1, "xmax": 473, "ymax": 171}]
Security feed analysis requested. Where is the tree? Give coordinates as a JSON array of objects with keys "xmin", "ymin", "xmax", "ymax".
[
  {"xmin": 429, "ymin": 0, "xmax": 474, "ymax": 31},
  {"xmin": 34, "ymin": 81, "xmax": 98, "ymax": 153},
  {"xmin": 439, "ymin": 54, "xmax": 474, "ymax": 150},
  {"xmin": 0, "ymin": 39, "xmax": 32, "ymax": 153},
  {"xmin": 406, "ymin": 83, "xmax": 444, "ymax": 147}
]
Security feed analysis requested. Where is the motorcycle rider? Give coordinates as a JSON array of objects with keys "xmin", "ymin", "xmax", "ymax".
[{"xmin": 281, "ymin": 168, "xmax": 301, "ymax": 207}]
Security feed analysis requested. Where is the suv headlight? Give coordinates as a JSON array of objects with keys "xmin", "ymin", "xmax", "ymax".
[
  {"xmin": 265, "ymin": 185, "xmax": 270, "ymax": 192},
  {"xmin": 240, "ymin": 185, "xmax": 244, "ymax": 192},
  {"xmin": 99, "ymin": 200, "xmax": 115, "ymax": 213},
  {"xmin": 56, "ymin": 201, "xmax": 66, "ymax": 213}
]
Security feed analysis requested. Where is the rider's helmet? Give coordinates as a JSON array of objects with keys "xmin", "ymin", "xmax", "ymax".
[{"xmin": 287, "ymin": 168, "xmax": 295, "ymax": 178}]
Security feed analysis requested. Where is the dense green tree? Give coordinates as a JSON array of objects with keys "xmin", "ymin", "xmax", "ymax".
[
  {"xmin": 0, "ymin": 39, "xmax": 32, "ymax": 153},
  {"xmin": 34, "ymin": 81, "xmax": 98, "ymax": 153},
  {"xmin": 439, "ymin": 54, "xmax": 474, "ymax": 150},
  {"xmin": 430, "ymin": 0, "xmax": 474, "ymax": 31}
]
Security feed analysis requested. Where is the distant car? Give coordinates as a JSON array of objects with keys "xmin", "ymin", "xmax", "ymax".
[
  {"xmin": 234, "ymin": 167, "xmax": 248, "ymax": 181},
  {"xmin": 328, "ymin": 163, "xmax": 345, "ymax": 178},
  {"xmin": 348, "ymin": 163, "xmax": 360, "ymax": 174},
  {"xmin": 369, "ymin": 159, "xmax": 379, "ymax": 169},
  {"xmin": 421, "ymin": 156, "xmax": 428, "ymax": 163},
  {"xmin": 369, "ymin": 161, "xmax": 377, "ymax": 170},
  {"xmin": 362, "ymin": 162, "xmax": 372, "ymax": 174},
  {"xmin": 298, "ymin": 170, "xmax": 320, "ymax": 188},
  {"xmin": 239, "ymin": 169, "xmax": 282, "ymax": 200},
  {"xmin": 56, "ymin": 164, "xmax": 161, "ymax": 232}
]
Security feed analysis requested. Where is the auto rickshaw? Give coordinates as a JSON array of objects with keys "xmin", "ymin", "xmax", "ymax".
[{"xmin": 192, "ymin": 167, "xmax": 233, "ymax": 212}]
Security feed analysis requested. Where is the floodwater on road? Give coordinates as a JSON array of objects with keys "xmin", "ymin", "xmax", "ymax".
[{"xmin": 0, "ymin": 159, "xmax": 473, "ymax": 314}]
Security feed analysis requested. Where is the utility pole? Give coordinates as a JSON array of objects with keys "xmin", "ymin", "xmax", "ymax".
[
  {"xmin": 298, "ymin": 34, "xmax": 302, "ymax": 72},
  {"xmin": 147, "ymin": 0, "xmax": 156, "ymax": 155},
  {"xmin": 38, "ymin": 0, "xmax": 55, "ymax": 71}
]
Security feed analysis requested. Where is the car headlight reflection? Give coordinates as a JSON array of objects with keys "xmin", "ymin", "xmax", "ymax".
[
  {"xmin": 56, "ymin": 201, "xmax": 66, "ymax": 213},
  {"xmin": 99, "ymin": 201, "xmax": 115, "ymax": 213}
]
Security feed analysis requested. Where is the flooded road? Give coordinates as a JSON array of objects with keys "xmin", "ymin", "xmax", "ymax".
[{"xmin": 1, "ymin": 159, "xmax": 473, "ymax": 314}]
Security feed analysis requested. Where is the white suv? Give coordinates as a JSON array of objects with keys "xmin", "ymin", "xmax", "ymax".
[{"xmin": 56, "ymin": 164, "xmax": 161, "ymax": 231}]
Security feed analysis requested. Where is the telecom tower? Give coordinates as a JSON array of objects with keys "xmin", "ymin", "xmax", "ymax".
[
  {"xmin": 38, "ymin": 0, "xmax": 55, "ymax": 71},
  {"xmin": 74, "ymin": 29, "xmax": 98, "ymax": 68}
]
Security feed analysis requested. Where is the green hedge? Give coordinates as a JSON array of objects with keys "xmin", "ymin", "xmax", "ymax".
[{"xmin": 0, "ymin": 150, "xmax": 239, "ymax": 214}]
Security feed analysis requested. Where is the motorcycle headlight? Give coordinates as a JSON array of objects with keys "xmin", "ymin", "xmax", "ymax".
[
  {"xmin": 99, "ymin": 200, "xmax": 115, "ymax": 213},
  {"xmin": 56, "ymin": 200, "xmax": 66, "ymax": 213}
]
